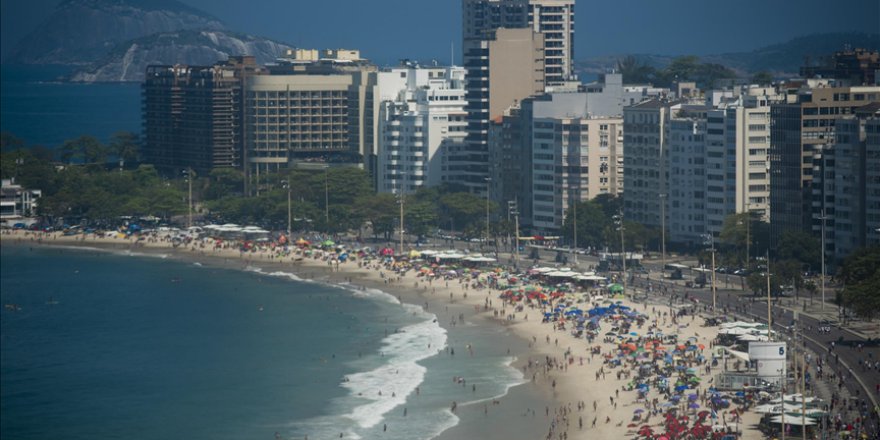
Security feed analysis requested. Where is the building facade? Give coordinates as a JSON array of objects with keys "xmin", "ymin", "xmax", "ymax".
[
  {"xmin": 811, "ymin": 105, "xmax": 880, "ymax": 263},
  {"xmin": 667, "ymin": 112, "xmax": 707, "ymax": 246},
  {"xmin": 530, "ymin": 116, "xmax": 623, "ymax": 232},
  {"xmin": 769, "ymin": 81, "xmax": 880, "ymax": 243},
  {"xmin": 243, "ymin": 52, "xmax": 379, "ymax": 190},
  {"xmin": 622, "ymin": 98, "xmax": 682, "ymax": 229},
  {"xmin": 704, "ymin": 87, "xmax": 780, "ymax": 237},
  {"xmin": 142, "ymin": 56, "xmax": 262, "ymax": 176},
  {"xmin": 457, "ymin": 0, "xmax": 574, "ymax": 196},
  {"xmin": 376, "ymin": 65, "xmax": 467, "ymax": 194},
  {"xmin": 454, "ymin": 27, "xmax": 545, "ymax": 194},
  {"xmin": 0, "ymin": 179, "xmax": 41, "ymax": 221}
]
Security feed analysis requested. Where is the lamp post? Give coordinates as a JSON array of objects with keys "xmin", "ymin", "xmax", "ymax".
[
  {"xmin": 660, "ymin": 193, "xmax": 666, "ymax": 272},
  {"xmin": 513, "ymin": 204, "xmax": 520, "ymax": 267},
  {"xmin": 485, "ymin": 177, "xmax": 491, "ymax": 249},
  {"xmin": 767, "ymin": 249, "xmax": 773, "ymax": 340},
  {"xmin": 281, "ymin": 179, "xmax": 292, "ymax": 237},
  {"xmin": 572, "ymin": 192, "xmax": 578, "ymax": 265},
  {"xmin": 182, "ymin": 168, "xmax": 194, "ymax": 228},
  {"xmin": 398, "ymin": 193, "xmax": 405, "ymax": 257},
  {"xmin": 703, "ymin": 233, "xmax": 717, "ymax": 314},
  {"xmin": 324, "ymin": 165, "xmax": 330, "ymax": 231},
  {"xmin": 819, "ymin": 209, "xmax": 828, "ymax": 311},
  {"xmin": 613, "ymin": 212, "xmax": 626, "ymax": 297}
]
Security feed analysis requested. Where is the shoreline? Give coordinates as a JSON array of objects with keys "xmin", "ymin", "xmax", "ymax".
[{"xmin": 1, "ymin": 230, "xmax": 761, "ymax": 440}]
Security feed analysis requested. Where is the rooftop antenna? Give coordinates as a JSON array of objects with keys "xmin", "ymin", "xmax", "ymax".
[{"xmin": 451, "ymin": 41, "xmax": 454, "ymax": 67}]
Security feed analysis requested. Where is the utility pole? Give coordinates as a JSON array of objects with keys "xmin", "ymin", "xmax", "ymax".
[
  {"xmin": 183, "ymin": 167, "xmax": 194, "ymax": 228},
  {"xmin": 507, "ymin": 200, "xmax": 513, "ymax": 253},
  {"xmin": 801, "ymin": 341, "xmax": 807, "ymax": 440},
  {"xmin": 704, "ymin": 233, "xmax": 717, "ymax": 314},
  {"xmin": 660, "ymin": 193, "xmax": 666, "ymax": 271},
  {"xmin": 485, "ymin": 177, "xmax": 491, "ymax": 249},
  {"xmin": 745, "ymin": 205, "xmax": 751, "ymax": 270},
  {"xmin": 572, "ymin": 195, "xmax": 578, "ymax": 265},
  {"xmin": 324, "ymin": 165, "xmax": 330, "ymax": 229},
  {"xmin": 614, "ymin": 212, "xmax": 626, "ymax": 297},
  {"xmin": 514, "ymin": 207, "xmax": 520, "ymax": 266},
  {"xmin": 767, "ymin": 249, "xmax": 773, "ymax": 340},
  {"xmin": 819, "ymin": 209, "xmax": 827, "ymax": 311},
  {"xmin": 399, "ymin": 193, "xmax": 404, "ymax": 257},
  {"xmin": 281, "ymin": 179, "xmax": 292, "ymax": 237}
]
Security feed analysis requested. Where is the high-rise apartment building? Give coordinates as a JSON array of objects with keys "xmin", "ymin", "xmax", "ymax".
[
  {"xmin": 811, "ymin": 104, "xmax": 880, "ymax": 263},
  {"xmin": 376, "ymin": 65, "xmax": 467, "ymax": 194},
  {"xmin": 769, "ymin": 81, "xmax": 880, "ymax": 242},
  {"xmin": 462, "ymin": 0, "xmax": 573, "ymax": 85},
  {"xmin": 457, "ymin": 0, "xmax": 573, "ymax": 195},
  {"xmin": 667, "ymin": 110, "xmax": 708, "ymax": 246},
  {"xmin": 704, "ymin": 87, "xmax": 781, "ymax": 237},
  {"xmin": 142, "ymin": 56, "xmax": 263, "ymax": 176},
  {"xmin": 530, "ymin": 116, "xmax": 623, "ymax": 232},
  {"xmin": 454, "ymin": 27, "xmax": 545, "ymax": 194},
  {"xmin": 622, "ymin": 98, "xmax": 683, "ymax": 229}
]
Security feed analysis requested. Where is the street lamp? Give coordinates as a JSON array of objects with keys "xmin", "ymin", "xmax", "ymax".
[
  {"xmin": 281, "ymin": 179, "xmax": 292, "ymax": 237},
  {"xmin": 398, "ymin": 193, "xmax": 405, "ymax": 256},
  {"xmin": 571, "ymin": 191, "xmax": 578, "ymax": 265},
  {"xmin": 818, "ymin": 209, "xmax": 828, "ymax": 311},
  {"xmin": 323, "ymin": 165, "xmax": 330, "ymax": 231},
  {"xmin": 659, "ymin": 193, "xmax": 666, "ymax": 272},
  {"xmin": 702, "ymin": 233, "xmax": 717, "ymax": 314},
  {"xmin": 484, "ymin": 177, "xmax": 491, "ymax": 248},
  {"xmin": 767, "ymin": 249, "xmax": 773, "ymax": 340},
  {"xmin": 613, "ymin": 212, "xmax": 626, "ymax": 297},
  {"xmin": 509, "ymin": 201, "xmax": 520, "ymax": 267},
  {"xmin": 182, "ymin": 168, "xmax": 194, "ymax": 228}
]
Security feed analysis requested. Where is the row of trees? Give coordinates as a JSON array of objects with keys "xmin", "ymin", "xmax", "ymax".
[
  {"xmin": 615, "ymin": 55, "xmax": 769, "ymax": 89},
  {"xmin": 206, "ymin": 167, "xmax": 497, "ymax": 238},
  {"xmin": 3, "ymin": 131, "xmax": 875, "ymax": 317}
]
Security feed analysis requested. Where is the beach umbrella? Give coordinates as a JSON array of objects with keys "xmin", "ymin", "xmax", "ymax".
[
  {"xmin": 688, "ymin": 394, "xmax": 699, "ymax": 401},
  {"xmin": 322, "ymin": 240, "xmax": 335, "ymax": 247},
  {"xmin": 607, "ymin": 283, "xmax": 624, "ymax": 293},
  {"xmin": 675, "ymin": 385, "xmax": 688, "ymax": 392}
]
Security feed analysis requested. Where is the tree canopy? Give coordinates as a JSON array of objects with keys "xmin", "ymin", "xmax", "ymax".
[{"xmin": 837, "ymin": 246, "xmax": 880, "ymax": 320}]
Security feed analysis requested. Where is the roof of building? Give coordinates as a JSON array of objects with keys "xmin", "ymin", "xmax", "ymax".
[
  {"xmin": 855, "ymin": 101, "xmax": 880, "ymax": 116},
  {"xmin": 629, "ymin": 97, "xmax": 683, "ymax": 109}
]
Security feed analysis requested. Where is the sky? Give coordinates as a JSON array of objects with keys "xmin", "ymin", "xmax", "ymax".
[{"xmin": 2, "ymin": 0, "xmax": 879, "ymax": 64}]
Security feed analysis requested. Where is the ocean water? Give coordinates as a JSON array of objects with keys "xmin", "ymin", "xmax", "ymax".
[
  {"xmin": 0, "ymin": 65, "xmax": 141, "ymax": 148},
  {"xmin": 0, "ymin": 245, "xmax": 527, "ymax": 440}
]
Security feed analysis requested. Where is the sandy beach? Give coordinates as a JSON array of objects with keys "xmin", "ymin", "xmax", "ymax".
[{"xmin": 2, "ymin": 229, "xmax": 763, "ymax": 440}]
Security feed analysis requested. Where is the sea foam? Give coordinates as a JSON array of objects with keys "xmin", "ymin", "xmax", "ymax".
[{"xmin": 341, "ymin": 310, "xmax": 447, "ymax": 429}]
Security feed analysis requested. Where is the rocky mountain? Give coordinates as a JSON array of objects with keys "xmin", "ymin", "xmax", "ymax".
[
  {"xmin": 575, "ymin": 32, "xmax": 880, "ymax": 80},
  {"xmin": 7, "ymin": 0, "xmax": 226, "ymax": 65},
  {"xmin": 69, "ymin": 30, "xmax": 292, "ymax": 82}
]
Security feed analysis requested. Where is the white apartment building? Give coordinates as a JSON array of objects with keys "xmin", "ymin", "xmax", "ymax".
[
  {"xmin": 377, "ymin": 65, "xmax": 467, "ymax": 194},
  {"xmin": 705, "ymin": 87, "xmax": 780, "ymax": 237},
  {"xmin": 531, "ymin": 117, "xmax": 623, "ymax": 232},
  {"xmin": 0, "ymin": 178, "xmax": 41, "ymax": 221}
]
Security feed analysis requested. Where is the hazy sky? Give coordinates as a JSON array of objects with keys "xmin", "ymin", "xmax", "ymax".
[{"xmin": 2, "ymin": 0, "xmax": 878, "ymax": 64}]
